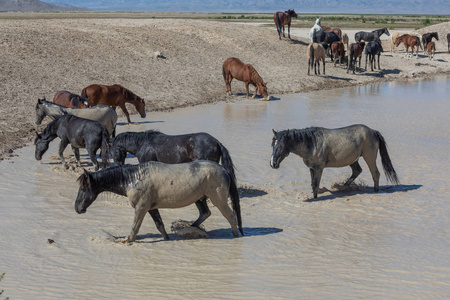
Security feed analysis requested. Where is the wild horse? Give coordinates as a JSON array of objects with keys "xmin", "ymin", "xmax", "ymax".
[
  {"xmin": 270, "ymin": 124, "xmax": 399, "ymax": 198},
  {"xmin": 222, "ymin": 57, "xmax": 269, "ymax": 100},
  {"xmin": 347, "ymin": 42, "xmax": 366, "ymax": 74},
  {"xmin": 355, "ymin": 28, "xmax": 390, "ymax": 43},
  {"xmin": 273, "ymin": 9, "xmax": 298, "ymax": 40},
  {"xmin": 81, "ymin": 84, "xmax": 146, "ymax": 124},
  {"xmin": 35, "ymin": 114, "xmax": 110, "ymax": 171},
  {"xmin": 35, "ymin": 98, "xmax": 117, "ymax": 137},
  {"xmin": 110, "ymin": 130, "xmax": 236, "ymax": 230},
  {"xmin": 421, "ymin": 32, "xmax": 439, "ymax": 54},
  {"xmin": 53, "ymin": 91, "xmax": 89, "ymax": 108},
  {"xmin": 365, "ymin": 39, "xmax": 383, "ymax": 71},
  {"xmin": 395, "ymin": 34, "xmax": 422, "ymax": 58},
  {"xmin": 75, "ymin": 161, "xmax": 243, "ymax": 242}
]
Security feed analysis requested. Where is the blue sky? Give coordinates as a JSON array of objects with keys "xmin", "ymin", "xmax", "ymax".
[{"xmin": 42, "ymin": 0, "xmax": 450, "ymax": 14}]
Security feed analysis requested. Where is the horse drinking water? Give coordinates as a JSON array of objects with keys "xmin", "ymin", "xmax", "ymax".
[
  {"xmin": 81, "ymin": 84, "xmax": 146, "ymax": 124},
  {"xmin": 273, "ymin": 9, "xmax": 298, "ymax": 40},
  {"xmin": 222, "ymin": 57, "xmax": 269, "ymax": 100},
  {"xmin": 35, "ymin": 114, "xmax": 110, "ymax": 171},
  {"xmin": 74, "ymin": 161, "xmax": 243, "ymax": 243},
  {"xmin": 270, "ymin": 124, "xmax": 399, "ymax": 199}
]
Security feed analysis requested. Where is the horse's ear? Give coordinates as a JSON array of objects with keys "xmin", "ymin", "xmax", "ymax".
[{"xmin": 272, "ymin": 129, "xmax": 277, "ymax": 135}]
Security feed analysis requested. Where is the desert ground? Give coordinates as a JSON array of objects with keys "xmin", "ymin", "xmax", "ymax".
[{"xmin": 0, "ymin": 16, "xmax": 449, "ymax": 160}]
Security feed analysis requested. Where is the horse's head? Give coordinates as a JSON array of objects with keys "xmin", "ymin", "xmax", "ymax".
[
  {"xmin": 110, "ymin": 140, "xmax": 126, "ymax": 166},
  {"xmin": 316, "ymin": 18, "xmax": 321, "ymax": 26},
  {"xmin": 34, "ymin": 131, "xmax": 50, "ymax": 161},
  {"xmin": 78, "ymin": 96, "xmax": 90, "ymax": 108},
  {"xmin": 35, "ymin": 98, "xmax": 46, "ymax": 125},
  {"xmin": 259, "ymin": 81, "xmax": 269, "ymax": 99},
  {"xmin": 75, "ymin": 169, "xmax": 98, "ymax": 214},
  {"xmin": 270, "ymin": 129, "xmax": 290, "ymax": 169},
  {"xmin": 288, "ymin": 9, "xmax": 298, "ymax": 18},
  {"xmin": 434, "ymin": 32, "xmax": 439, "ymax": 40},
  {"xmin": 136, "ymin": 99, "xmax": 146, "ymax": 119},
  {"xmin": 384, "ymin": 28, "xmax": 390, "ymax": 36}
]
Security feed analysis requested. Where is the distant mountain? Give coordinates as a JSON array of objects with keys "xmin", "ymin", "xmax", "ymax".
[
  {"xmin": 0, "ymin": 0, "xmax": 86, "ymax": 11},
  {"xmin": 40, "ymin": 0, "xmax": 450, "ymax": 14}
]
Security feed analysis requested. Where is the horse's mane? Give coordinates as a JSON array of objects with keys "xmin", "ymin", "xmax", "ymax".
[
  {"xmin": 290, "ymin": 127, "xmax": 322, "ymax": 145},
  {"xmin": 248, "ymin": 65, "xmax": 264, "ymax": 85},
  {"xmin": 115, "ymin": 84, "xmax": 141, "ymax": 101}
]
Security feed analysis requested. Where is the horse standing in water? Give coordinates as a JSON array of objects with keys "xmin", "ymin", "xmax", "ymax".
[
  {"xmin": 110, "ymin": 130, "xmax": 236, "ymax": 230},
  {"xmin": 395, "ymin": 34, "xmax": 422, "ymax": 58},
  {"xmin": 53, "ymin": 91, "xmax": 89, "ymax": 108},
  {"xmin": 273, "ymin": 9, "xmax": 298, "ymax": 40},
  {"xmin": 75, "ymin": 161, "xmax": 243, "ymax": 243},
  {"xmin": 35, "ymin": 98, "xmax": 117, "ymax": 137},
  {"xmin": 222, "ymin": 57, "xmax": 269, "ymax": 100},
  {"xmin": 270, "ymin": 125, "xmax": 399, "ymax": 199},
  {"xmin": 355, "ymin": 28, "xmax": 390, "ymax": 43},
  {"xmin": 81, "ymin": 84, "xmax": 146, "ymax": 124},
  {"xmin": 35, "ymin": 114, "xmax": 110, "ymax": 171},
  {"xmin": 309, "ymin": 18, "xmax": 322, "ymax": 43}
]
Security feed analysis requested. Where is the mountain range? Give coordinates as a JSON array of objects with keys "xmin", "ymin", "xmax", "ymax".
[
  {"xmin": 0, "ymin": 0, "xmax": 85, "ymax": 11},
  {"xmin": 1, "ymin": 0, "xmax": 449, "ymax": 14}
]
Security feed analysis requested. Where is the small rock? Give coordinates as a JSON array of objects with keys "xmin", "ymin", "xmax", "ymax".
[{"xmin": 47, "ymin": 238, "xmax": 55, "ymax": 244}]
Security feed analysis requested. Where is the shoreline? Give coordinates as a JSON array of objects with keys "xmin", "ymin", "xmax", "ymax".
[{"xmin": 1, "ymin": 18, "xmax": 449, "ymax": 161}]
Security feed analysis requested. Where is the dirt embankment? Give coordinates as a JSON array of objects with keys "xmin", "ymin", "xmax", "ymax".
[{"xmin": 1, "ymin": 18, "xmax": 449, "ymax": 160}]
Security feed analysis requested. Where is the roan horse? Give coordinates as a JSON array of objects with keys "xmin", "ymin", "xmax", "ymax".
[
  {"xmin": 35, "ymin": 114, "xmax": 110, "ymax": 171},
  {"xmin": 421, "ymin": 32, "xmax": 439, "ymax": 54},
  {"xmin": 110, "ymin": 130, "xmax": 236, "ymax": 230},
  {"xmin": 35, "ymin": 98, "xmax": 117, "ymax": 137},
  {"xmin": 273, "ymin": 9, "xmax": 298, "ymax": 40},
  {"xmin": 355, "ymin": 28, "xmax": 390, "ymax": 43},
  {"xmin": 75, "ymin": 161, "xmax": 243, "ymax": 243},
  {"xmin": 270, "ymin": 124, "xmax": 399, "ymax": 199},
  {"xmin": 53, "ymin": 91, "xmax": 89, "ymax": 108},
  {"xmin": 395, "ymin": 34, "xmax": 422, "ymax": 58},
  {"xmin": 81, "ymin": 84, "xmax": 146, "ymax": 124},
  {"xmin": 222, "ymin": 57, "xmax": 269, "ymax": 100}
]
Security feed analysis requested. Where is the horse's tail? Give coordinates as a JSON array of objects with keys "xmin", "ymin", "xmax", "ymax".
[
  {"xmin": 275, "ymin": 13, "xmax": 282, "ymax": 35},
  {"xmin": 100, "ymin": 127, "xmax": 110, "ymax": 168},
  {"xmin": 309, "ymin": 44, "xmax": 315, "ymax": 67},
  {"xmin": 218, "ymin": 142, "xmax": 236, "ymax": 183},
  {"xmin": 222, "ymin": 64, "xmax": 226, "ymax": 83},
  {"xmin": 228, "ymin": 170, "xmax": 243, "ymax": 236},
  {"xmin": 375, "ymin": 131, "xmax": 400, "ymax": 185},
  {"xmin": 417, "ymin": 37, "xmax": 423, "ymax": 51}
]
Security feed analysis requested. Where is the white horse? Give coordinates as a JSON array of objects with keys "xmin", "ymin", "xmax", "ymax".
[{"xmin": 309, "ymin": 18, "xmax": 322, "ymax": 43}]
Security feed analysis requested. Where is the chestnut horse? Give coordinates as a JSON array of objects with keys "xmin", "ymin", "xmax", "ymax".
[
  {"xmin": 427, "ymin": 42, "xmax": 436, "ymax": 60},
  {"xmin": 347, "ymin": 42, "xmax": 366, "ymax": 74},
  {"xmin": 53, "ymin": 91, "xmax": 89, "ymax": 108},
  {"xmin": 395, "ymin": 34, "xmax": 422, "ymax": 58},
  {"xmin": 81, "ymin": 84, "xmax": 146, "ymax": 124},
  {"xmin": 222, "ymin": 57, "xmax": 269, "ymax": 100},
  {"xmin": 322, "ymin": 26, "xmax": 342, "ymax": 39},
  {"xmin": 273, "ymin": 9, "xmax": 298, "ymax": 40}
]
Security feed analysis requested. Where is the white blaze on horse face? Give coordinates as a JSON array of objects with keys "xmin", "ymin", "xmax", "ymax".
[{"xmin": 270, "ymin": 140, "xmax": 278, "ymax": 168}]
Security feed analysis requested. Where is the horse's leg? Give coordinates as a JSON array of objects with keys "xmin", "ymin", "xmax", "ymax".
[
  {"xmin": 282, "ymin": 25, "xmax": 285, "ymax": 38},
  {"xmin": 245, "ymin": 82, "xmax": 250, "ymax": 99},
  {"xmin": 377, "ymin": 53, "xmax": 381, "ymax": 69},
  {"xmin": 58, "ymin": 139, "xmax": 69, "ymax": 168},
  {"xmin": 288, "ymin": 24, "xmax": 291, "ymax": 39},
  {"xmin": 363, "ymin": 154, "xmax": 380, "ymax": 192},
  {"xmin": 86, "ymin": 145, "xmax": 99, "ymax": 171},
  {"xmin": 365, "ymin": 54, "xmax": 368, "ymax": 71},
  {"xmin": 148, "ymin": 209, "xmax": 170, "ymax": 241},
  {"xmin": 309, "ymin": 167, "xmax": 324, "ymax": 198},
  {"xmin": 71, "ymin": 145, "xmax": 81, "ymax": 167},
  {"xmin": 209, "ymin": 191, "xmax": 239, "ymax": 237},
  {"xmin": 345, "ymin": 161, "xmax": 363, "ymax": 186},
  {"xmin": 322, "ymin": 58, "xmax": 325, "ymax": 75},
  {"xmin": 191, "ymin": 197, "xmax": 211, "ymax": 228},
  {"xmin": 123, "ymin": 203, "xmax": 148, "ymax": 243},
  {"xmin": 118, "ymin": 103, "xmax": 132, "ymax": 124},
  {"xmin": 252, "ymin": 84, "xmax": 258, "ymax": 99}
]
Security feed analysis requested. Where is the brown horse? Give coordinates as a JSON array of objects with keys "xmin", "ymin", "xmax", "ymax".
[
  {"xmin": 273, "ymin": 9, "xmax": 298, "ymax": 40},
  {"xmin": 222, "ymin": 57, "xmax": 269, "ymax": 100},
  {"xmin": 427, "ymin": 41, "xmax": 436, "ymax": 60},
  {"xmin": 53, "ymin": 91, "xmax": 89, "ymax": 108},
  {"xmin": 395, "ymin": 34, "xmax": 422, "ymax": 58},
  {"xmin": 347, "ymin": 42, "xmax": 365, "ymax": 74},
  {"xmin": 342, "ymin": 33, "xmax": 349, "ymax": 50},
  {"xmin": 331, "ymin": 41, "xmax": 345, "ymax": 66},
  {"xmin": 322, "ymin": 26, "xmax": 342, "ymax": 39},
  {"xmin": 81, "ymin": 84, "xmax": 146, "ymax": 124}
]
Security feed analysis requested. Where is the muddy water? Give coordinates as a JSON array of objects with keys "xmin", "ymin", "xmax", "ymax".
[{"xmin": 1, "ymin": 77, "xmax": 449, "ymax": 299}]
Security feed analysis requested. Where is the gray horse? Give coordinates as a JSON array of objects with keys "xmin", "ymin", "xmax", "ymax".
[
  {"xmin": 75, "ymin": 161, "xmax": 243, "ymax": 243},
  {"xmin": 270, "ymin": 124, "xmax": 399, "ymax": 198},
  {"xmin": 35, "ymin": 98, "xmax": 117, "ymax": 137}
]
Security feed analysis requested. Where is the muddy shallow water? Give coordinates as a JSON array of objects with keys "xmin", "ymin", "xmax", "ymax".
[{"xmin": 1, "ymin": 77, "xmax": 449, "ymax": 299}]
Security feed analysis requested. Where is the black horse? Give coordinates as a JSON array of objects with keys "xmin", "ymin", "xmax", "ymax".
[
  {"xmin": 365, "ymin": 39, "xmax": 383, "ymax": 71},
  {"xmin": 35, "ymin": 114, "xmax": 109, "ymax": 171},
  {"xmin": 355, "ymin": 28, "xmax": 390, "ymax": 43},
  {"xmin": 270, "ymin": 125, "xmax": 399, "ymax": 199},
  {"xmin": 313, "ymin": 31, "xmax": 340, "ymax": 45},
  {"xmin": 422, "ymin": 32, "xmax": 439, "ymax": 54},
  {"xmin": 110, "ymin": 130, "xmax": 236, "ymax": 229}
]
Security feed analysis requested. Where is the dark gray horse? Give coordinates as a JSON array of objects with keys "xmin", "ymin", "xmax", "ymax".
[
  {"xmin": 447, "ymin": 33, "xmax": 450, "ymax": 53},
  {"xmin": 270, "ymin": 124, "xmax": 399, "ymax": 199},
  {"xmin": 35, "ymin": 114, "xmax": 110, "ymax": 171},
  {"xmin": 75, "ymin": 161, "xmax": 243, "ymax": 242},
  {"xmin": 421, "ymin": 32, "xmax": 439, "ymax": 54},
  {"xmin": 110, "ymin": 130, "xmax": 236, "ymax": 229},
  {"xmin": 355, "ymin": 28, "xmax": 390, "ymax": 43},
  {"xmin": 35, "ymin": 98, "xmax": 117, "ymax": 137},
  {"xmin": 365, "ymin": 39, "xmax": 383, "ymax": 71}
]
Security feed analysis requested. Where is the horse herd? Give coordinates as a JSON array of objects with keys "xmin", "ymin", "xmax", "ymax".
[{"xmin": 33, "ymin": 78, "xmax": 401, "ymax": 243}]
